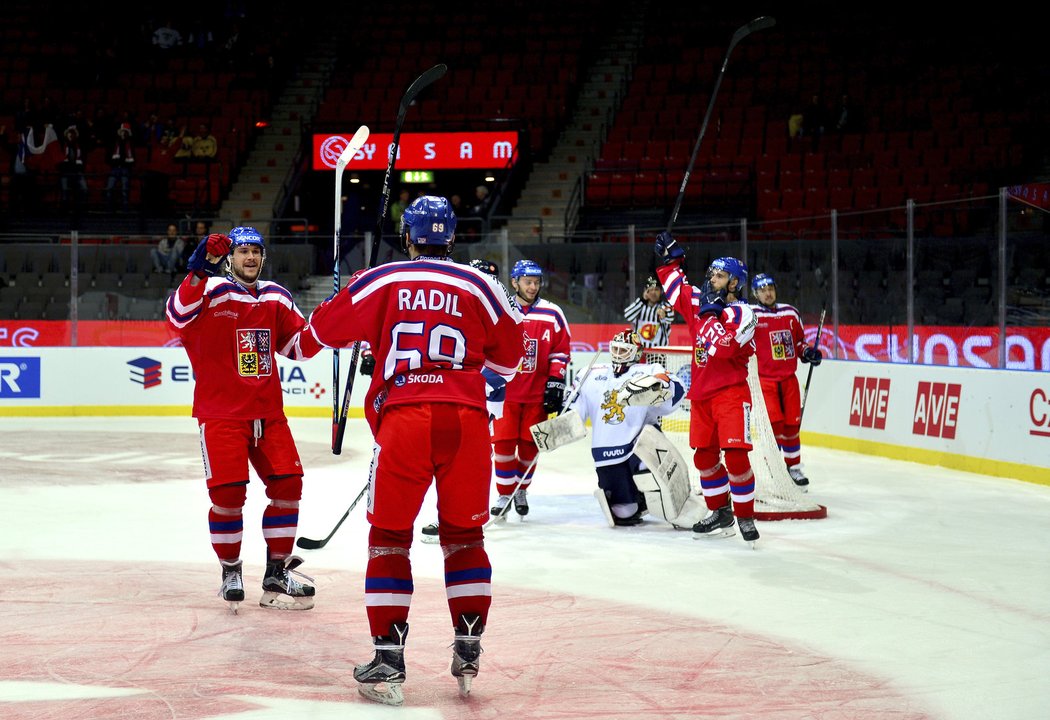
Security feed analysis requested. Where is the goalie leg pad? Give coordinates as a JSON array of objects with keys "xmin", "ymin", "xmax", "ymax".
[
  {"xmin": 593, "ymin": 488, "xmax": 616, "ymax": 528},
  {"xmin": 632, "ymin": 425, "xmax": 692, "ymax": 525},
  {"xmin": 530, "ymin": 410, "xmax": 586, "ymax": 453}
]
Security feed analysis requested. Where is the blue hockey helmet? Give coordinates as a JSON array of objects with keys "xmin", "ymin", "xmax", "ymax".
[
  {"xmin": 401, "ymin": 195, "xmax": 456, "ymax": 252},
  {"xmin": 510, "ymin": 259, "xmax": 544, "ymax": 280},
  {"xmin": 707, "ymin": 256, "xmax": 748, "ymax": 299},
  {"xmin": 229, "ymin": 226, "xmax": 265, "ymax": 254},
  {"xmin": 751, "ymin": 272, "xmax": 776, "ymax": 292}
]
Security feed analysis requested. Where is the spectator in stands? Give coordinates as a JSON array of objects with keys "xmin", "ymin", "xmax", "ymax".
[
  {"xmin": 173, "ymin": 124, "xmax": 194, "ymax": 162},
  {"xmin": 834, "ymin": 94, "xmax": 861, "ymax": 133},
  {"xmin": 59, "ymin": 125, "xmax": 88, "ymax": 215},
  {"xmin": 152, "ymin": 223, "xmax": 185, "ymax": 274},
  {"xmin": 191, "ymin": 123, "xmax": 218, "ymax": 161},
  {"xmin": 470, "ymin": 185, "xmax": 491, "ymax": 217},
  {"xmin": 104, "ymin": 122, "xmax": 136, "ymax": 210},
  {"xmin": 389, "ymin": 189, "xmax": 411, "ymax": 231},
  {"xmin": 801, "ymin": 94, "xmax": 827, "ymax": 151},
  {"xmin": 152, "ymin": 18, "xmax": 183, "ymax": 51}
]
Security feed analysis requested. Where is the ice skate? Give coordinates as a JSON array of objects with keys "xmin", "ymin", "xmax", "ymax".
[
  {"xmin": 218, "ymin": 559, "xmax": 244, "ymax": 614},
  {"xmin": 692, "ymin": 505, "xmax": 736, "ymax": 539},
  {"xmin": 451, "ymin": 613, "xmax": 484, "ymax": 697},
  {"xmin": 260, "ymin": 555, "xmax": 315, "ymax": 610},
  {"xmin": 513, "ymin": 487, "xmax": 529, "ymax": 516},
  {"xmin": 355, "ymin": 622, "xmax": 408, "ymax": 706},
  {"xmin": 421, "ymin": 521, "xmax": 440, "ymax": 544},
  {"xmin": 489, "ymin": 494, "xmax": 512, "ymax": 522},
  {"xmin": 737, "ymin": 517, "xmax": 760, "ymax": 548},
  {"xmin": 788, "ymin": 466, "xmax": 809, "ymax": 490}
]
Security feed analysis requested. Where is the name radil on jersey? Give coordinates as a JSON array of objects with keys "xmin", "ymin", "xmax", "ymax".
[{"xmin": 397, "ymin": 287, "xmax": 463, "ymax": 317}]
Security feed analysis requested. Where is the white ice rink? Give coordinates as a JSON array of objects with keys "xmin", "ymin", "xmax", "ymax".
[{"xmin": 1, "ymin": 415, "xmax": 1048, "ymax": 719}]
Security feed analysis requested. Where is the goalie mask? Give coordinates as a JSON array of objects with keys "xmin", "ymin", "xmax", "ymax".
[{"xmin": 610, "ymin": 328, "xmax": 643, "ymax": 376}]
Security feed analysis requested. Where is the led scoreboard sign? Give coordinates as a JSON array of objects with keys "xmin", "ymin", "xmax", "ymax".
[{"xmin": 312, "ymin": 131, "xmax": 518, "ymax": 171}]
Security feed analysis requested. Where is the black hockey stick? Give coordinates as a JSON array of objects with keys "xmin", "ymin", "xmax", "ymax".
[
  {"xmin": 666, "ymin": 16, "xmax": 776, "ymax": 232},
  {"xmin": 296, "ymin": 482, "xmax": 368, "ymax": 550},
  {"xmin": 799, "ymin": 302, "xmax": 826, "ymax": 423},
  {"xmin": 331, "ymin": 64, "xmax": 448, "ymax": 455},
  {"xmin": 330, "ymin": 126, "xmax": 370, "ymax": 450}
]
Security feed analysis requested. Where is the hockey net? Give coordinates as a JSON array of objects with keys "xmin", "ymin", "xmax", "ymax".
[{"xmin": 644, "ymin": 347, "xmax": 827, "ymax": 521}]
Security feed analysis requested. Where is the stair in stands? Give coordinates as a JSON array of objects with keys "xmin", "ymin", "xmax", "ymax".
[{"xmin": 500, "ymin": 5, "xmax": 647, "ymax": 244}]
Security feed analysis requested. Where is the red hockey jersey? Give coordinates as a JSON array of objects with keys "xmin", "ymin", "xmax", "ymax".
[
  {"xmin": 294, "ymin": 257, "xmax": 524, "ymax": 433},
  {"xmin": 166, "ymin": 275, "xmax": 307, "ymax": 420},
  {"xmin": 504, "ymin": 298, "xmax": 571, "ymax": 404},
  {"xmin": 750, "ymin": 302, "xmax": 806, "ymax": 381},
  {"xmin": 656, "ymin": 262, "xmax": 754, "ymax": 400}
]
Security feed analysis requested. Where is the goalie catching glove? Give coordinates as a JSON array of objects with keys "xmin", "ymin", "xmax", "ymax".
[{"xmin": 615, "ymin": 373, "xmax": 672, "ymax": 407}]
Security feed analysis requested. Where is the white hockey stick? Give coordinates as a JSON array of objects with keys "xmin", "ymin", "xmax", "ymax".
[
  {"xmin": 330, "ymin": 125, "xmax": 370, "ymax": 451},
  {"xmin": 484, "ymin": 350, "xmax": 604, "ymax": 528}
]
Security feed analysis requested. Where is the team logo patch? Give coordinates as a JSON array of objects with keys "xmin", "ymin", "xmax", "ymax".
[
  {"xmin": 237, "ymin": 329, "xmax": 272, "ymax": 377},
  {"xmin": 770, "ymin": 329, "xmax": 795, "ymax": 360},
  {"xmin": 600, "ymin": 389, "xmax": 626, "ymax": 425},
  {"xmin": 520, "ymin": 335, "xmax": 538, "ymax": 373}
]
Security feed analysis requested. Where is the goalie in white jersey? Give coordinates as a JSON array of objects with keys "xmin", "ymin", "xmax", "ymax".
[{"xmin": 533, "ymin": 329, "xmax": 688, "ymax": 526}]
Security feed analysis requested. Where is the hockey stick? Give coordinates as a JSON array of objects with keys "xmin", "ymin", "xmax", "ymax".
[
  {"xmin": 666, "ymin": 16, "xmax": 776, "ymax": 232},
  {"xmin": 799, "ymin": 303, "xmax": 827, "ymax": 424},
  {"xmin": 331, "ymin": 64, "xmax": 448, "ymax": 455},
  {"xmin": 484, "ymin": 350, "xmax": 604, "ymax": 528},
  {"xmin": 296, "ymin": 481, "xmax": 368, "ymax": 550},
  {"xmin": 331, "ymin": 126, "xmax": 370, "ymax": 451}
]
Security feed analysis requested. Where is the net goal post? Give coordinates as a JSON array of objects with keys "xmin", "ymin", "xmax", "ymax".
[{"xmin": 643, "ymin": 346, "xmax": 827, "ymax": 521}]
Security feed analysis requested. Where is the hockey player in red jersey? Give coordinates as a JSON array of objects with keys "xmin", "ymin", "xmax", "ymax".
[
  {"xmin": 292, "ymin": 195, "xmax": 524, "ymax": 704},
  {"xmin": 654, "ymin": 232, "xmax": 762, "ymax": 546},
  {"xmin": 165, "ymin": 226, "xmax": 317, "ymax": 612},
  {"xmin": 489, "ymin": 259, "xmax": 571, "ymax": 518},
  {"xmin": 749, "ymin": 273, "xmax": 823, "ymax": 487}
]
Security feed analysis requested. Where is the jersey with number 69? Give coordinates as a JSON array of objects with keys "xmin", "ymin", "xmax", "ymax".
[{"xmin": 293, "ymin": 256, "xmax": 523, "ymax": 433}]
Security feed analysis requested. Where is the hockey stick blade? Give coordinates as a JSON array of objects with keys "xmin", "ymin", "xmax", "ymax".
[
  {"xmin": 398, "ymin": 63, "xmax": 447, "ymax": 117},
  {"xmin": 296, "ymin": 482, "xmax": 368, "ymax": 550},
  {"xmin": 728, "ymin": 16, "xmax": 776, "ymax": 56},
  {"xmin": 335, "ymin": 124, "xmax": 370, "ymax": 173}
]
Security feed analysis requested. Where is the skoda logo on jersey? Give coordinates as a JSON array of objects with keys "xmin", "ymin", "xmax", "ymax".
[{"xmin": 394, "ymin": 375, "xmax": 407, "ymax": 387}]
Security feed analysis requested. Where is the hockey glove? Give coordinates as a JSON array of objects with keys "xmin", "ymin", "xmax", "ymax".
[
  {"xmin": 800, "ymin": 345, "xmax": 823, "ymax": 366},
  {"xmin": 543, "ymin": 376, "xmax": 566, "ymax": 414},
  {"xmin": 359, "ymin": 352, "xmax": 376, "ymax": 376},
  {"xmin": 186, "ymin": 234, "xmax": 231, "ymax": 278},
  {"xmin": 654, "ymin": 231, "xmax": 685, "ymax": 266},
  {"xmin": 697, "ymin": 280, "xmax": 727, "ymax": 317}
]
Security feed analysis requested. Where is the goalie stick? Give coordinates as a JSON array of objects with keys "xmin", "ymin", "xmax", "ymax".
[
  {"xmin": 296, "ymin": 482, "xmax": 368, "ymax": 550},
  {"xmin": 799, "ymin": 302, "xmax": 826, "ymax": 424},
  {"xmin": 330, "ymin": 126, "xmax": 371, "ymax": 451},
  {"xmin": 666, "ymin": 16, "xmax": 776, "ymax": 232},
  {"xmin": 484, "ymin": 350, "xmax": 604, "ymax": 529},
  {"xmin": 332, "ymin": 64, "xmax": 448, "ymax": 455}
]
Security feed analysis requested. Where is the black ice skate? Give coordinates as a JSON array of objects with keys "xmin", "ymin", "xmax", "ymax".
[
  {"xmin": 421, "ymin": 522, "xmax": 440, "ymax": 545},
  {"xmin": 489, "ymin": 494, "xmax": 512, "ymax": 521},
  {"xmin": 355, "ymin": 622, "xmax": 408, "ymax": 706},
  {"xmin": 218, "ymin": 559, "xmax": 244, "ymax": 613},
  {"xmin": 513, "ymin": 487, "xmax": 529, "ymax": 516},
  {"xmin": 737, "ymin": 517, "xmax": 760, "ymax": 548},
  {"xmin": 788, "ymin": 466, "xmax": 810, "ymax": 490},
  {"xmin": 451, "ymin": 613, "xmax": 484, "ymax": 696},
  {"xmin": 692, "ymin": 505, "xmax": 736, "ymax": 539},
  {"xmin": 260, "ymin": 555, "xmax": 315, "ymax": 610}
]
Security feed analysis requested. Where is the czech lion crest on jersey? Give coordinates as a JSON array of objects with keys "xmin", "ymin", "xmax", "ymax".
[{"xmin": 237, "ymin": 329, "xmax": 272, "ymax": 377}]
